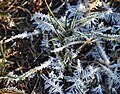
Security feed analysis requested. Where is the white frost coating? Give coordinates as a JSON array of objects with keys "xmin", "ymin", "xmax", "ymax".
[
  {"xmin": 4, "ymin": 30, "xmax": 40, "ymax": 43},
  {"xmin": 0, "ymin": 57, "xmax": 53, "ymax": 81},
  {"xmin": 79, "ymin": 4, "xmax": 87, "ymax": 12},
  {"xmin": 41, "ymin": 74, "xmax": 64, "ymax": 94},
  {"xmin": 16, "ymin": 57, "xmax": 53, "ymax": 81},
  {"xmin": 51, "ymin": 40, "xmax": 84, "ymax": 52},
  {"xmin": 96, "ymin": 41, "xmax": 110, "ymax": 66}
]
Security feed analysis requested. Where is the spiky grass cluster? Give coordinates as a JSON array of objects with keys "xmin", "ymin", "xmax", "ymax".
[{"xmin": 0, "ymin": 0, "xmax": 120, "ymax": 94}]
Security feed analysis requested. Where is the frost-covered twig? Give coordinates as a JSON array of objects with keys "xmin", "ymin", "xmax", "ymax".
[
  {"xmin": 96, "ymin": 41, "xmax": 110, "ymax": 66},
  {"xmin": 92, "ymin": 31, "xmax": 120, "ymax": 41},
  {"xmin": 17, "ymin": 57, "xmax": 53, "ymax": 80},
  {"xmin": 2, "ymin": 30, "xmax": 40, "ymax": 44},
  {"xmin": 51, "ymin": 40, "xmax": 84, "ymax": 52},
  {"xmin": 0, "ymin": 57, "xmax": 53, "ymax": 81}
]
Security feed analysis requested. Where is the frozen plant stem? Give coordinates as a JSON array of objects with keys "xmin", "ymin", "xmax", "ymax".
[
  {"xmin": 17, "ymin": 57, "xmax": 53, "ymax": 81},
  {"xmin": 51, "ymin": 40, "xmax": 84, "ymax": 52},
  {"xmin": 44, "ymin": 0, "xmax": 66, "ymax": 32},
  {"xmin": 2, "ymin": 30, "xmax": 40, "ymax": 44},
  {"xmin": 96, "ymin": 41, "xmax": 110, "ymax": 66},
  {"xmin": 49, "ymin": 14, "xmax": 63, "ymax": 40},
  {"xmin": 77, "ymin": 36, "xmax": 94, "ymax": 52},
  {"xmin": 0, "ymin": 57, "xmax": 53, "ymax": 81}
]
